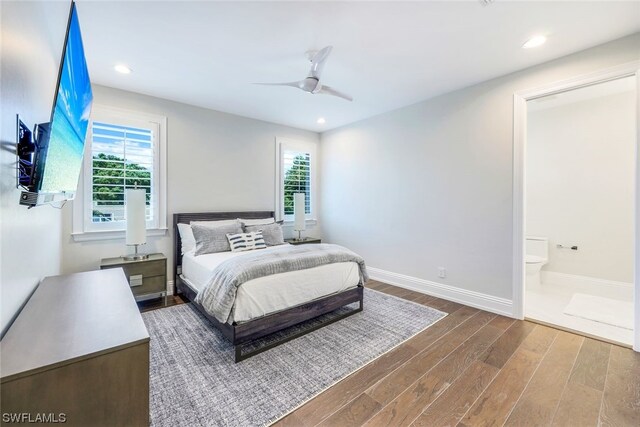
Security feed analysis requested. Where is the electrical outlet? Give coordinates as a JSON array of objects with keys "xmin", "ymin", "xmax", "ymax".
[{"xmin": 438, "ymin": 267, "xmax": 446, "ymax": 279}]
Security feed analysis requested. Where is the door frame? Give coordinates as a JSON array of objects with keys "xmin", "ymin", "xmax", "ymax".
[{"xmin": 512, "ymin": 61, "xmax": 640, "ymax": 351}]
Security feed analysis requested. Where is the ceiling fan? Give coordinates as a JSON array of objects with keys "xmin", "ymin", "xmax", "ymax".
[{"xmin": 255, "ymin": 46, "xmax": 353, "ymax": 102}]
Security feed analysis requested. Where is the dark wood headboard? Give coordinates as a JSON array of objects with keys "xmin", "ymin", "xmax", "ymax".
[{"xmin": 173, "ymin": 211, "xmax": 275, "ymax": 281}]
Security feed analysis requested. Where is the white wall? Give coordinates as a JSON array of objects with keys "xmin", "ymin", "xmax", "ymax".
[
  {"xmin": 527, "ymin": 89, "xmax": 635, "ymax": 284},
  {"xmin": 0, "ymin": 1, "xmax": 70, "ymax": 336},
  {"xmin": 60, "ymin": 85, "xmax": 319, "ymax": 283},
  {"xmin": 320, "ymin": 34, "xmax": 640, "ymax": 303}
]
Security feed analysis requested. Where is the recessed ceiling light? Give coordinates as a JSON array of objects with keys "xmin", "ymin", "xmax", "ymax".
[
  {"xmin": 522, "ymin": 35, "xmax": 546, "ymax": 49},
  {"xmin": 114, "ymin": 64, "xmax": 132, "ymax": 74},
  {"xmin": 317, "ymin": 117, "xmax": 326, "ymax": 124}
]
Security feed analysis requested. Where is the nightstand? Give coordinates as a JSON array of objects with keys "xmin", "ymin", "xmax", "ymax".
[
  {"xmin": 285, "ymin": 237, "xmax": 322, "ymax": 245},
  {"xmin": 100, "ymin": 253, "xmax": 167, "ymax": 301}
]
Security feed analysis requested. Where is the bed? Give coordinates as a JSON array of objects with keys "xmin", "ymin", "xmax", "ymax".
[{"xmin": 173, "ymin": 211, "xmax": 365, "ymax": 362}]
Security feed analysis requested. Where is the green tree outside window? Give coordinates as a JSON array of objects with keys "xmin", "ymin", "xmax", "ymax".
[
  {"xmin": 92, "ymin": 153, "xmax": 151, "ymax": 221},
  {"xmin": 283, "ymin": 154, "xmax": 310, "ymax": 216}
]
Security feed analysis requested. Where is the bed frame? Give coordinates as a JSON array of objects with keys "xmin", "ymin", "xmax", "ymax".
[{"xmin": 173, "ymin": 211, "xmax": 364, "ymax": 362}]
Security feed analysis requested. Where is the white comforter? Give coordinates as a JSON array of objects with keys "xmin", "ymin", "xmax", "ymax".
[{"xmin": 181, "ymin": 245, "xmax": 361, "ymax": 323}]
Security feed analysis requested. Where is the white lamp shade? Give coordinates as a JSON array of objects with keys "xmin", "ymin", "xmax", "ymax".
[
  {"xmin": 126, "ymin": 189, "xmax": 147, "ymax": 245},
  {"xmin": 293, "ymin": 193, "xmax": 306, "ymax": 232}
]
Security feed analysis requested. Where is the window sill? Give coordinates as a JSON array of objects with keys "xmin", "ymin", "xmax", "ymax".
[
  {"xmin": 71, "ymin": 228, "xmax": 168, "ymax": 242},
  {"xmin": 281, "ymin": 219, "xmax": 318, "ymax": 227}
]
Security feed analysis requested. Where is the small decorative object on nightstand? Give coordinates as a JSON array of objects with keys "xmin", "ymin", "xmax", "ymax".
[
  {"xmin": 285, "ymin": 237, "xmax": 322, "ymax": 245},
  {"xmin": 101, "ymin": 253, "xmax": 167, "ymax": 301}
]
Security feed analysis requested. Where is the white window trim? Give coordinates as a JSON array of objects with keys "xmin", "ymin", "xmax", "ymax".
[
  {"xmin": 274, "ymin": 137, "xmax": 317, "ymax": 224},
  {"xmin": 72, "ymin": 105, "xmax": 168, "ymax": 242}
]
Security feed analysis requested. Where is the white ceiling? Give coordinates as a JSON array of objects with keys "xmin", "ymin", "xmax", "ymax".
[{"xmin": 76, "ymin": 1, "xmax": 640, "ymax": 132}]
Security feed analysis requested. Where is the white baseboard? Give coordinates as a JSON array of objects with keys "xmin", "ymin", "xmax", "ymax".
[
  {"xmin": 541, "ymin": 271, "xmax": 633, "ymax": 291},
  {"xmin": 167, "ymin": 280, "xmax": 174, "ymax": 295},
  {"xmin": 368, "ymin": 267, "xmax": 514, "ymax": 317}
]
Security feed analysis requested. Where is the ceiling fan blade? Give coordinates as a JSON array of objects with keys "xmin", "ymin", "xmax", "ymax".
[
  {"xmin": 253, "ymin": 81, "xmax": 303, "ymax": 89},
  {"xmin": 317, "ymin": 85, "xmax": 353, "ymax": 102},
  {"xmin": 309, "ymin": 46, "xmax": 333, "ymax": 79}
]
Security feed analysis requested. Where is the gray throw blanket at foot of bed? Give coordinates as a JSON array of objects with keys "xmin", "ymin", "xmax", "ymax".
[{"xmin": 194, "ymin": 243, "xmax": 369, "ymax": 323}]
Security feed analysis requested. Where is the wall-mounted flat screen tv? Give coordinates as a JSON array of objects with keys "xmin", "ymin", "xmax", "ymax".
[{"xmin": 20, "ymin": 1, "xmax": 92, "ymax": 206}]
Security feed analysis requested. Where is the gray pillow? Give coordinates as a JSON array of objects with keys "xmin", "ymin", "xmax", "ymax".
[
  {"xmin": 191, "ymin": 222, "xmax": 243, "ymax": 255},
  {"xmin": 244, "ymin": 222, "xmax": 285, "ymax": 246}
]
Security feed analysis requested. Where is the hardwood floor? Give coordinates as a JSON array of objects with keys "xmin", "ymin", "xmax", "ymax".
[
  {"xmin": 137, "ymin": 294, "xmax": 187, "ymax": 312},
  {"xmin": 140, "ymin": 281, "xmax": 638, "ymax": 426},
  {"xmin": 272, "ymin": 280, "xmax": 640, "ymax": 427}
]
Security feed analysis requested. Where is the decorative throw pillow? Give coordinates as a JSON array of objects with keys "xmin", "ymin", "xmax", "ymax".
[
  {"xmin": 244, "ymin": 222, "xmax": 285, "ymax": 246},
  {"xmin": 191, "ymin": 222, "xmax": 243, "ymax": 256},
  {"xmin": 226, "ymin": 231, "xmax": 267, "ymax": 252}
]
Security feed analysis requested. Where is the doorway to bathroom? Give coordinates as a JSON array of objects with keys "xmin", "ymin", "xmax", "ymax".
[{"xmin": 513, "ymin": 62, "xmax": 640, "ymax": 350}]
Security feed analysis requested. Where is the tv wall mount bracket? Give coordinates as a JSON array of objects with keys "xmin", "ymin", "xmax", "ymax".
[{"xmin": 16, "ymin": 114, "xmax": 51, "ymax": 207}]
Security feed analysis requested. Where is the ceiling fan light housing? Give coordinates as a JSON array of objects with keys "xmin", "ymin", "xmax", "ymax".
[{"xmin": 301, "ymin": 77, "xmax": 320, "ymax": 92}]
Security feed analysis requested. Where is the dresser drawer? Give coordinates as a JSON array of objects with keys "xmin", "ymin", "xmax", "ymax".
[
  {"xmin": 120, "ymin": 259, "xmax": 165, "ymax": 278},
  {"xmin": 102, "ymin": 259, "xmax": 165, "ymax": 278},
  {"xmin": 99, "ymin": 254, "xmax": 167, "ymax": 300},
  {"xmin": 130, "ymin": 275, "xmax": 166, "ymax": 296}
]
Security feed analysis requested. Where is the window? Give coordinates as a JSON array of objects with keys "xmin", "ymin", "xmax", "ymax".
[
  {"xmin": 90, "ymin": 123, "xmax": 154, "ymax": 224},
  {"xmin": 72, "ymin": 106, "xmax": 167, "ymax": 240},
  {"xmin": 283, "ymin": 150, "xmax": 310, "ymax": 216},
  {"xmin": 275, "ymin": 138, "xmax": 316, "ymax": 221}
]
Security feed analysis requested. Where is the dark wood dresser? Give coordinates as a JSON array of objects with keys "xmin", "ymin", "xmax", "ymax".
[{"xmin": 0, "ymin": 269, "xmax": 150, "ymax": 426}]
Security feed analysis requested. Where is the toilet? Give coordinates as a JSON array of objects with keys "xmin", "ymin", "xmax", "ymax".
[{"xmin": 526, "ymin": 236, "xmax": 548, "ymax": 287}]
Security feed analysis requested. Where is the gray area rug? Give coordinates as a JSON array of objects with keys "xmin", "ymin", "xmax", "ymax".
[{"xmin": 143, "ymin": 288, "xmax": 446, "ymax": 427}]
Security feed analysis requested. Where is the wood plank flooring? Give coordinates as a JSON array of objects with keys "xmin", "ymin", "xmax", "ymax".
[
  {"xmin": 138, "ymin": 294, "xmax": 187, "ymax": 312},
  {"xmin": 273, "ymin": 280, "xmax": 640, "ymax": 427},
  {"xmin": 141, "ymin": 281, "xmax": 638, "ymax": 426}
]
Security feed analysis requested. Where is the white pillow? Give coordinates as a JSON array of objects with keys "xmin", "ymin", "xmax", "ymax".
[
  {"xmin": 177, "ymin": 219, "xmax": 241, "ymax": 255},
  {"xmin": 177, "ymin": 223, "xmax": 196, "ymax": 255},
  {"xmin": 226, "ymin": 231, "xmax": 267, "ymax": 252},
  {"xmin": 239, "ymin": 217, "xmax": 275, "ymax": 226}
]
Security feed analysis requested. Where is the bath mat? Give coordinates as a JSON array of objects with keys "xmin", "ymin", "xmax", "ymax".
[{"xmin": 564, "ymin": 293, "xmax": 633, "ymax": 330}]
